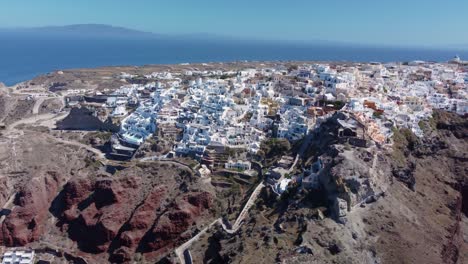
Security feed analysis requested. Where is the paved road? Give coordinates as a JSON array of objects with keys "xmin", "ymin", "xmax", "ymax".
[
  {"xmin": 175, "ymin": 218, "xmax": 221, "ymax": 264},
  {"xmin": 4, "ymin": 108, "xmax": 107, "ymax": 161},
  {"xmin": 140, "ymin": 157, "xmax": 198, "ymax": 175},
  {"xmin": 51, "ymin": 135, "xmax": 106, "ymax": 160},
  {"xmin": 6, "ymin": 113, "xmax": 60, "ymax": 131},
  {"xmin": 5, "ymin": 112, "xmax": 199, "ymax": 171},
  {"xmin": 32, "ymin": 97, "xmax": 47, "ymax": 114},
  {"xmin": 228, "ymin": 182, "xmax": 265, "ymax": 233}
]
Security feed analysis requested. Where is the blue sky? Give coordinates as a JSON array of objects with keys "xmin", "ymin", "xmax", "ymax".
[{"xmin": 1, "ymin": 0, "xmax": 467, "ymax": 47}]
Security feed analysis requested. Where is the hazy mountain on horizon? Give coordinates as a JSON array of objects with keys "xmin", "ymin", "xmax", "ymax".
[
  {"xmin": 0, "ymin": 24, "xmax": 466, "ymax": 52},
  {"xmin": 0, "ymin": 24, "xmax": 347, "ymax": 45},
  {"xmin": 0, "ymin": 24, "xmax": 165, "ymax": 39}
]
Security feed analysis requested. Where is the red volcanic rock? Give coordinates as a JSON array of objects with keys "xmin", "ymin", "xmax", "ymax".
[
  {"xmin": 0, "ymin": 172, "xmax": 62, "ymax": 246},
  {"xmin": 0, "ymin": 168, "xmax": 214, "ymax": 263},
  {"xmin": 184, "ymin": 192, "xmax": 212, "ymax": 212},
  {"xmin": 125, "ymin": 187, "xmax": 167, "ymax": 241},
  {"xmin": 94, "ymin": 179, "xmax": 118, "ymax": 208},
  {"xmin": 60, "ymin": 179, "xmax": 94, "ymax": 221},
  {"xmin": 142, "ymin": 210, "xmax": 193, "ymax": 252},
  {"xmin": 109, "ymin": 186, "xmax": 167, "ymax": 262},
  {"xmin": 60, "ymin": 176, "xmax": 143, "ymax": 253},
  {"xmin": 62, "ymin": 179, "xmax": 93, "ymax": 209},
  {"xmin": 138, "ymin": 192, "xmax": 213, "ymax": 254}
]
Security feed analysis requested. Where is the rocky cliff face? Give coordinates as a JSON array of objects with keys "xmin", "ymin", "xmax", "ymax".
[
  {"xmin": 317, "ymin": 145, "xmax": 389, "ymax": 219},
  {"xmin": 56, "ymin": 176, "xmax": 144, "ymax": 254},
  {"xmin": 195, "ymin": 110, "xmax": 467, "ymax": 264},
  {"xmin": 0, "ymin": 171, "xmax": 63, "ymax": 246},
  {"xmin": 302, "ymin": 113, "xmax": 391, "ymax": 219}
]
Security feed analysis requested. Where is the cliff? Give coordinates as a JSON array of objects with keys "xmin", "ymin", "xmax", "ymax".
[{"xmin": 195, "ymin": 110, "xmax": 467, "ymax": 264}]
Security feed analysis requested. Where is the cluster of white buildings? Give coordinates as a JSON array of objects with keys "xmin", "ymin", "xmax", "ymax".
[
  {"xmin": 108, "ymin": 82, "xmax": 178, "ymax": 151},
  {"xmin": 292, "ymin": 60, "xmax": 467, "ymax": 140},
  {"xmin": 174, "ymin": 78, "xmax": 268, "ymax": 157},
  {"xmin": 277, "ymin": 107, "xmax": 311, "ymax": 141},
  {"xmin": 105, "ymin": 59, "xmax": 466, "ymax": 159}
]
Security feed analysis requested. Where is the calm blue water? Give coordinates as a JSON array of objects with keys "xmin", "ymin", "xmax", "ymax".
[{"xmin": 1, "ymin": 34, "xmax": 467, "ymax": 86}]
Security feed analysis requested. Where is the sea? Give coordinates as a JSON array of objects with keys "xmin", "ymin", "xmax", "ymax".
[{"xmin": 1, "ymin": 33, "xmax": 467, "ymax": 86}]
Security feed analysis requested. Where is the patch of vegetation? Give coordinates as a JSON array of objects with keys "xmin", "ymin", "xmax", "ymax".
[
  {"xmin": 219, "ymin": 74, "xmax": 236, "ymax": 80},
  {"xmin": 418, "ymin": 119, "xmax": 434, "ymax": 135},
  {"xmin": 372, "ymin": 111, "xmax": 383, "ymax": 119},
  {"xmin": 127, "ymin": 75, "xmax": 153, "ymax": 84},
  {"xmin": 240, "ymin": 112, "xmax": 253, "ymax": 122},
  {"xmin": 391, "ymin": 127, "xmax": 419, "ymax": 166},
  {"xmin": 95, "ymin": 132, "xmax": 112, "ymax": 141},
  {"xmin": 189, "ymin": 161, "xmax": 199, "ymax": 169},
  {"xmin": 84, "ymin": 157, "xmax": 102, "ymax": 171},
  {"xmin": 288, "ymin": 65, "xmax": 299, "ymax": 72},
  {"xmin": 432, "ymin": 109, "xmax": 466, "ymax": 127},
  {"xmin": 260, "ymin": 138, "xmax": 291, "ymax": 160},
  {"xmin": 49, "ymin": 82, "xmax": 67, "ymax": 92},
  {"xmin": 80, "ymin": 131, "xmax": 112, "ymax": 146}
]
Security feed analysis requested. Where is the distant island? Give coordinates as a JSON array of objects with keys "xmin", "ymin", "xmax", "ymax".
[
  {"xmin": 0, "ymin": 24, "xmax": 162, "ymax": 39},
  {"xmin": 0, "ymin": 24, "xmax": 238, "ymax": 41}
]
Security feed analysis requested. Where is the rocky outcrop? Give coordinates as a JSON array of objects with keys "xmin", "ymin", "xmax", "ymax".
[
  {"xmin": 57, "ymin": 176, "xmax": 143, "ymax": 253},
  {"xmin": 303, "ymin": 113, "xmax": 390, "ymax": 218},
  {"xmin": 0, "ymin": 171, "xmax": 62, "ymax": 246},
  {"xmin": 57, "ymin": 178, "xmax": 94, "ymax": 221},
  {"xmin": 138, "ymin": 192, "xmax": 212, "ymax": 254},
  {"xmin": 109, "ymin": 186, "xmax": 167, "ymax": 263},
  {"xmin": 110, "ymin": 190, "xmax": 212, "ymax": 262},
  {"xmin": 47, "ymin": 172, "xmax": 214, "ymax": 263}
]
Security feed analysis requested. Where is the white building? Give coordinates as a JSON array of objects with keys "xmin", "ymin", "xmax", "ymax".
[
  {"xmin": 225, "ymin": 160, "xmax": 252, "ymax": 171},
  {"xmin": 456, "ymin": 100, "xmax": 468, "ymax": 115},
  {"xmin": 276, "ymin": 179, "xmax": 292, "ymax": 194},
  {"xmin": 1, "ymin": 250, "xmax": 35, "ymax": 264}
]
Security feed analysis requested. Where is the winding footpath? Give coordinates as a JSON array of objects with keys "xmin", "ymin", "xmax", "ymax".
[
  {"xmin": 227, "ymin": 181, "xmax": 265, "ymax": 233},
  {"xmin": 174, "ymin": 180, "xmax": 266, "ymax": 263},
  {"xmin": 174, "ymin": 133, "xmax": 309, "ymax": 263},
  {"xmin": 174, "ymin": 218, "xmax": 221, "ymax": 264}
]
